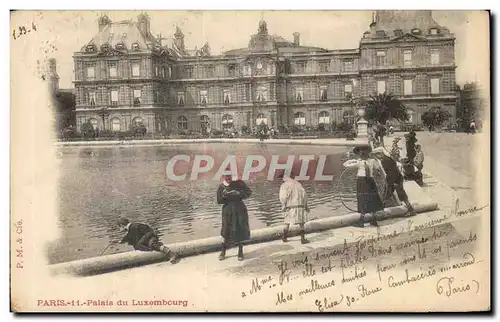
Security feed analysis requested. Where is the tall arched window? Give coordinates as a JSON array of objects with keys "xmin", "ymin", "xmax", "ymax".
[
  {"xmin": 132, "ymin": 117, "xmax": 143, "ymax": 126},
  {"xmin": 89, "ymin": 118, "xmax": 98, "ymax": 130},
  {"xmin": 111, "ymin": 118, "xmax": 121, "ymax": 132},
  {"xmin": 318, "ymin": 111, "xmax": 330, "ymax": 124},
  {"xmin": 407, "ymin": 110, "xmax": 414, "ymax": 123},
  {"xmin": 178, "ymin": 116, "xmax": 188, "ymax": 129},
  {"xmin": 256, "ymin": 113, "xmax": 267, "ymax": 125},
  {"xmin": 343, "ymin": 110, "xmax": 355, "ymax": 124},
  {"xmin": 294, "ymin": 112, "xmax": 306, "ymax": 126},
  {"xmin": 222, "ymin": 114, "xmax": 234, "ymax": 130},
  {"xmin": 200, "ymin": 115, "xmax": 210, "ymax": 130}
]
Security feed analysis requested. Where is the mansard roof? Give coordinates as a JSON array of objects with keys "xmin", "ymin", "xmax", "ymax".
[
  {"xmin": 81, "ymin": 20, "xmax": 159, "ymax": 52},
  {"xmin": 363, "ymin": 10, "xmax": 453, "ymax": 40}
]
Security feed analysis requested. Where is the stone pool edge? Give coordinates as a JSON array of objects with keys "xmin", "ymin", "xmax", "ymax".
[
  {"xmin": 54, "ymin": 138, "xmax": 370, "ymax": 148},
  {"xmin": 49, "ymin": 199, "xmax": 437, "ymax": 277}
]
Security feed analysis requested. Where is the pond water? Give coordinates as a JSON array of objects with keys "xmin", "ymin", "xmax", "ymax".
[{"xmin": 48, "ymin": 143, "xmax": 356, "ymax": 264}]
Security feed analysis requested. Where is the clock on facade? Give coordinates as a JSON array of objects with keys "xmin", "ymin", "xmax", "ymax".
[{"xmin": 256, "ymin": 61, "xmax": 263, "ymax": 70}]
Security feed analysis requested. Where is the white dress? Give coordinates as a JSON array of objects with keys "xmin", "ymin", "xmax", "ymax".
[{"xmin": 279, "ymin": 178, "xmax": 309, "ymax": 225}]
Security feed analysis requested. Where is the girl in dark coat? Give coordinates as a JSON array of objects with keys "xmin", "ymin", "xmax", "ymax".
[{"xmin": 217, "ymin": 175, "xmax": 252, "ymax": 261}]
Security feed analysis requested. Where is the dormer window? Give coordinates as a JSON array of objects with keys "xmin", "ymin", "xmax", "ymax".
[
  {"xmin": 411, "ymin": 28, "xmax": 421, "ymax": 35},
  {"xmin": 85, "ymin": 44, "xmax": 96, "ymax": 52},
  {"xmin": 429, "ymin": 28, "xmax": 439, "ymax": 35},
  {"xmin": 132, "ymin": 43, "xmax": 140, "ymax": 51},
  {"xmin": 101, "ymin": 43, "xmax": 110, "ymax": 52},
  {"xmin": 116, "ymin": 42, "xmax": 125, "ymax": 50},
  {"xmin": 394, "ymin": 29, "xmax": 403, "ymax": 37},
  {"xmin": 376, "ymin": 30, "xmax": 386, "ymax": 37}
]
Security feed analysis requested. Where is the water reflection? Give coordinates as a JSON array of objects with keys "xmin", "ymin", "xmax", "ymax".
[{"xmin": 49, "ymin": 143, "xmax": 356, "ymax": 264}]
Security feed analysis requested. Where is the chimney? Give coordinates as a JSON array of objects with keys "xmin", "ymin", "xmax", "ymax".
[
  {"xmin": 137, "ymin": 13, "xmax": 151, "ymax": 35},
  {"xmin": 98, "ymin": 15, "xmax": 111, "ymax": 32},
  {"xmin": 47, "ymin": 58, "xmax": 59, "ymax": 93},
  {"xmin": 293, "ymin": 32, "xmax": 300, "ymax": 46},
  {"xmin": 174, "ymin": 26, "xmax": 185, "ymax": 52}
]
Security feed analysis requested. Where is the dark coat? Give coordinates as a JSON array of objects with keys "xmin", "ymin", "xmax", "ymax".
[
  {"xmin": 217, "ymin": 180, "xmax": 252, "ymax": 244},
  {"xmin": 120, "ymin": 223, "xmax": 158, "ymax": 250}
]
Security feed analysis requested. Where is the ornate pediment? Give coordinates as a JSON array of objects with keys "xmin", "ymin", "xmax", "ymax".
[{"xmin": 392, "ymin": 33, "xmax": 425, "ymax": 42}]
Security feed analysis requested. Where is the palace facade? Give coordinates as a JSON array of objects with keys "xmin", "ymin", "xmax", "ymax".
[{"xmin": 73, "ymin": 11, "xmax": 457, "ymax": 133}]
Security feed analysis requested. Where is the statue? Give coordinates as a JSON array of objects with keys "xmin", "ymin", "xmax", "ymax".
[{"xmin": 200, "ymin": 42, "xmax": 210, "ymax": 57}]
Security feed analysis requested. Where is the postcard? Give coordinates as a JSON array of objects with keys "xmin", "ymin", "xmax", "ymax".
[{"xmin": 10, "ymin": 10, "xmax": 490, "ymax": 312}]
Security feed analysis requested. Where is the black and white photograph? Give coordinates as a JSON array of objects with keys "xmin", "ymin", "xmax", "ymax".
[{"xmin": 10, "ymin": 9, "xmax": 490, "ymax": 312}]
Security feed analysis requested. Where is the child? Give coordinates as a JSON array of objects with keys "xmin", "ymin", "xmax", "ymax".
[
  {"xmin": 115, "ymin": 217, "xmax": 179, "ymax": 264},
  {"xmin": 343, "ymin": 146, "xmax": 384, "ymax": 227}
]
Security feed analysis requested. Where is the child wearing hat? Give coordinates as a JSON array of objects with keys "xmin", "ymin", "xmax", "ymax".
[{"xmin": 115, "ymin": 217, "xmax": 179, "ymax": 264}]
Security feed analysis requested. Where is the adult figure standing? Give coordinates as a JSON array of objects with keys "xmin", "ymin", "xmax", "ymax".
[
  {"xmin": 217, "ymin": 174, "xmax": 252, "ymax": 261},
  {"xmin": 279, "ymin": 171, "xmax": 310, "ymax": 244},
  {"xmin": 372, "ymin": 146, "xmax": 416, "ymax": 216},
  {"xmin": 343, "ymin": 146, "xmax": 384, "ymax": 227},
  {"xmin": 405, "ymin": 129, "xmax": 418, "ymax": 163}
]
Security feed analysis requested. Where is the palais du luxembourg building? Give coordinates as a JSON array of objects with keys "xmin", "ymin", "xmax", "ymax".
[{"xmin": 73, "ymin": 10, "xmax": 457, "ymax": 133}]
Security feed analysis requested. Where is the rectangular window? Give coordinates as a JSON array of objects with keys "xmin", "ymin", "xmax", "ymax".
[
  {"xmin": 376, "ymin": 51, "xmax": 386, "ymax": 66},
  {"xmin": 133, "ymin": 89, "xmax": 141, "ymax": 105},
  {"xmin": 243, "ymin": 65, "xmax": 252, "ymax": 76},
  {"xmin": 430, "ymin": 49, "xmax": 440, "ymax": 65},
  {"xmin": 377, "ymin": 80, "xmax": 386, "ymax": 94},
  {"xmin": 256, "ymin": 87, "xmax": 267, "ymax": 102},
  {"xmin": 205, "ymin": 65, "xmax": 215, "ymax": 78},
  {"xmin": 344, "ymin": 84, "xmax": 353, "ymax": 96},
  {"xmin": 109, "ymin": 63, "xmax": 117, "ymax": 78},
  {"xmin": 88, "ymin": 91, "xmax": 96, "ymax": 106},
  {"xmin": 131, "ymin": 63, "xmax": 140, "ymax": 77},
  {"xmin": 343, "ymin": 60, "xmax": 353, "ymax": 72},
  {"xmin": 319, "ymin": 61, "xmax": 329, "ymax": 73},
  {"xmin": 295, "ymin": 88, "xmax": 303, "ymax": 102},
  {"xmin": 154, "ymin": 89, "xmax": 159, "ymax": 103},
  {"xmin": 228, "ymin": 65, "xmax": 236, "ymax": 77},
  {"xmin": 431, "ymin": 78, "xmax": 440, "ymax": 94},
  {"xmin": 267, "ymin": 63, "xmax": 274, "ymax": 75},
  {"xmin": 223, "ymin": 90, "xmax": 231, "ymax": 104},
  {"xmin": 155, "ymin": 66, "xmax": 159, "ymax": 77},
  {"xmin": 296, "ymin": 62, "xmax": 306, "ymax": 73},
  {"xmin": 177, "ymin": 92, "xmax": 185, "ymax": 106},
  {"xmin": 111, "ymin": 90, "xmax": 118, "ymax": 106},
  {"xmin": 403, "ymin": 50, "xmax": 412, "ymax": 66},
  {"xmin": 184, "ymin": 66, "xmax": 194, "ymax": 78},
  {"xmin": 319, "ymin": 86, "xmax": 328, "ymax": 101},
  {"xmin": 245, "ymin": 83, "xmax": 251, "ymax": 101},
  {"xmin": 87, "ymin": 66, "xmax": 95, "ymax": 78},
  {"xmin": 270, "ymin": 82, "xmax": 275, "ymax": 100},
  {"xmin": 404, "ymin": 79, "xmax": 413, "ymax": 96},
  {"xmin": 200, "ymin": 90, "xmax": 208, "ymax": 105}
]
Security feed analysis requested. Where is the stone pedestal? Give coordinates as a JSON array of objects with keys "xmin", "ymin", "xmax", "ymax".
[{"xmin": 357, "ymin": 118, "xmax": 368, "ymax": 138}]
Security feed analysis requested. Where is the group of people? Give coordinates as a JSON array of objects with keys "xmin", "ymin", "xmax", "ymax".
[
  {"xmin": 112, "ymin": 168, "xmax": 311, "ymax": 264},
  {"xmin": 111, "ymin": 130, "xmax": 425, "ymax": 264}
]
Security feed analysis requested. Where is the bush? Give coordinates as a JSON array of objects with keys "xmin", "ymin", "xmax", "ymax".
[{"xmin": 337, "ymin": 122, "xmax": 353, "ymax": 133}]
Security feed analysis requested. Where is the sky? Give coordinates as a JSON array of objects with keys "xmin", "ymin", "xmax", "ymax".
[{"xmin": 11, "ymin": 10, "xmax": 489, "ymax": 89}]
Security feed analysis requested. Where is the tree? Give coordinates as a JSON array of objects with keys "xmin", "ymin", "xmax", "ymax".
[
  {"xmin": 421, "ymin": 107, "xmax": 452, "ymax": 129},
  {"xmin": 53, "ymin": 91, "xmax": 76, "ymax": 135},
  {"xmin": 81, "ymin": 120, "xmax": 95, "ymax": 139},
  {"xmin": 365, "ymin": 92, "xmax": 410, "ymax": 125},
  {"xmin": 365, "ymin": 92, "xmax": 409, "ymax": 144}
]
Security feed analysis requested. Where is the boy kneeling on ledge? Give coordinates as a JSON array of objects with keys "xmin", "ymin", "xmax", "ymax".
[{"xmin": 115, "ymin": 217, "xmax": 179, "ymax": 264}]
